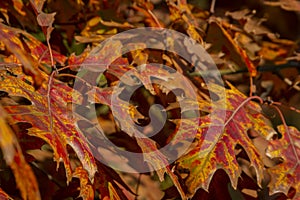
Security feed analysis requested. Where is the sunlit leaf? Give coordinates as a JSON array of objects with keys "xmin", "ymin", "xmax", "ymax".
[
  {"xmin": 264, "ymin": 0, "xmax": 300, "ymax": 11},
  {"xmin": 0, "ymin": 23, "xmax": 44, "ymax": 88},
  {"xmin": 0, "ymin": 66, "xmax": 97, "ymax": 182},
  {"xmin": 175, "ymin": 83, "xmax": 270, "ymax": 197}
]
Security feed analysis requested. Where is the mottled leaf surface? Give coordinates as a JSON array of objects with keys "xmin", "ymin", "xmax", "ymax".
[
  {"xmin": 0, "ymin": 66, "xmax": 97, "ymax": 182},
  {"xmin": 175, "ymin": 83, "xmax": 270, "ymax": 197},
  {"xmin": 267, "ymin": 125, "xmax": 300, "ymax": 199}
]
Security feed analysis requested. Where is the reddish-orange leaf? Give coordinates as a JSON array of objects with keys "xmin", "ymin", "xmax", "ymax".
[
  {"xmin": 0, "ymin": 105, "xmax": 41, "ymax": 200},
  {"xmin": 267, "ymin": 125, "xmax": 300, "ymax": 199},
  {"xmin": 94, "ymin": 162, "xmax": 135, "ymax": 200},
  {"xmin": 207, "ymin": 20, "xmax": 257, "ymax": 77},
  {"xmin": 0, "ymin": 187, "xmax": 13, "ymax": 200},
  {"xmin": 175, "ymin": 83, "xmax": 271, "ymax": 197},
  {"xmin": 0, "ymin": 66, "xmax": 97, "ymax": 182},
  {"xmin": 80, "ymin": 63, "xmax": 189, "ymax": 199},
  {"xmin": 0, "ymin": 23, "xmax": 44, "ymax": 88},
  {"xmin": 73, "ymin": 166, "xmax": 94, "ymax": 200}
]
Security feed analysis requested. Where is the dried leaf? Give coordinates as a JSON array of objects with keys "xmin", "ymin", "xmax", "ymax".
[
  {"xmin": 264, "ymin": 0, "xmax": 300, "ymax": 12},
  {"xmin": 30, "ymin": 0, "xmax": 45, "ymax": 13},
  {"xmin": 167, "ymin": 1, "xmax": 203, "ymax": 44},
  {"xmin": 30, "ymin": 0, "xmax": 56, "ymax": 66},
  {"xmin": 207, "ymin": 20, "xmax": 257, "ymax": 77}
]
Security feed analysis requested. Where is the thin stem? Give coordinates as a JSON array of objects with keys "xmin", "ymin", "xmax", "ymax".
[
  {"xmin": 147, "ymin": 9, "xmax": 162, "ymax": 28},
  {"xmin": 47, "ymin": 71, "xmax": 56, "ymax": 133},
  {"xmin": 270, "ymin": 105, "xmax": 300, "ymax": 164},
  {"xmin": 134, "ymin": 174, "xmax": 141, "ymax": 200},
  {"xmin": 210, "ymin": 0, "xmax": 216, "ymax": 13},
  {"xmin": 271, "ymin": 102, "xmax": 300, "ymax": 114},
  {"xmin": 56, "ymin": 73, "xmax": 93, "ymax": 89},
  {"xmin": 224, "ymin": 95, "xmax": 263, "ymax": 127}
]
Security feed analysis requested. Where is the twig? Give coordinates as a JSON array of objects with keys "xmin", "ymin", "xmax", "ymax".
[{"xmin": 210, "ymin": 0, "xmax": 216, "ymax": 13}]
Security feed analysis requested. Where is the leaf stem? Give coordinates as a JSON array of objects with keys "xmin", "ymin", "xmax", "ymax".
[
  {"xmin": 270, "ymin": 105, "xmax": 300, "ymax": 164},
  {"xmin": 47, "ymin": 71, "xmax": 56, "ymax": 133},
  {"xmin": 224, "ymin": 95, "xmax": 263, "ymax": 127}
]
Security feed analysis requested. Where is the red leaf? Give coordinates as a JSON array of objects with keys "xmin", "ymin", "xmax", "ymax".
[
  {"xmin": 0, "ymin": 66, "xmax": 97, "ymax": 182},
  {"xmin": 267, "ymin": 125, "xmax": 300, "ymax": 199},
  {"xmin": 175, "ymin": 83, "xmax": 272, "ymax": 197},
  {"xmin": 73, "ymin": 166, "xmax": 94, "ymax": 200}
]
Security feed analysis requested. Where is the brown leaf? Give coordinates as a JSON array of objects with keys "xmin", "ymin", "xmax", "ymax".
[
  {"xmin": 207, "ymin": 20, "xmax": 258, "ymax": 77},
  {"xmin": 264, "ymin": 0, "xmax": 300, "ymax": 12}
]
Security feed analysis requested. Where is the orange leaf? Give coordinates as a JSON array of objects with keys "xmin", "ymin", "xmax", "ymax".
[
  {"xmin": 0, "ymin": 23, "xmax": 44, "ymax": 88},
  {"xmin": 207, "ymin": 20, "xmax": 257, "ymax": 77},
  {"xmin": 0, "ymin": 66, "xmax": 97, "ymax": 182},
  {"xmin": 73, "ymin": 166, "xmax": 94, "ymax": 200},
  {"xmin": 0, "ymin": 105, "xmax": 41, "ymax": 200}
]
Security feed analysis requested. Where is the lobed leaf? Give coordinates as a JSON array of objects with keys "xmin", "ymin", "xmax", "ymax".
[
  {"xmin": 0, "ymin": 66, "xmax": 97, "ymax": 183},
  {"xmin": 0, "ymin": 105, "xmax": 41, "ymax": 200},
  {"xmin": 267, "ymin": 125, "xmax": 300, "ymax": 199},
  {"xmin": 175, "ymin": 83, "xmax": 270, "ymax": 197}
]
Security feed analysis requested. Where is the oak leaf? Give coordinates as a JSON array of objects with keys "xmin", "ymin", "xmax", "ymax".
[
  {"xmin": 0, "ymin": 66, "xmax": 97, "ymax": 183},
  {"xmin": 0, "ymin": 105, "xmax": 40, "ymax": 200},
  {"xmin": 267, "ymin": 125, "xmax": 300, "ymax": 199},
  {"xmin": 175, "ymin": 83, "xmax": 271, "ymax": 197}
]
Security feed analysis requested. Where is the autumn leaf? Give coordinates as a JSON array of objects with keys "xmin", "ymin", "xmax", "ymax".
[
  {"xmin": 167, "ymin": 0, "xmax": 203, "ymax": 44},
  {"xmin": 30, "ymin": 0, "xmax": 56, "ymax": 46},
  {"xmin": 206, "ymin": 20, "xmax": 257, "ymax": 78},
  {"xmin": 0, "ymin": 187, "xmax": 13, "ymax": 200},
  {"xmin": 0, "ymin": 104, "xmax": 41, "ymax": 200},
  {"xmin": 267, "ymin": 125, "xmax": 300, "ymax": 199},
  {"xmin": 73, "ymin": 166, "xmax": 94, "ymax": 200},
  {"xmin": 0, "ymin": 66, "xmax": 97, "ymax": 183},
  {"xmin": 264, "ymin": 0, "xmax": 300, "ymax": 12},
  {"xmin": 0, "ymin": 23, "xmax": 44, "ymax": 88},
  {"xmin": 175, "ymin": 83, "xmax": 271, "ymax": 197}
]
